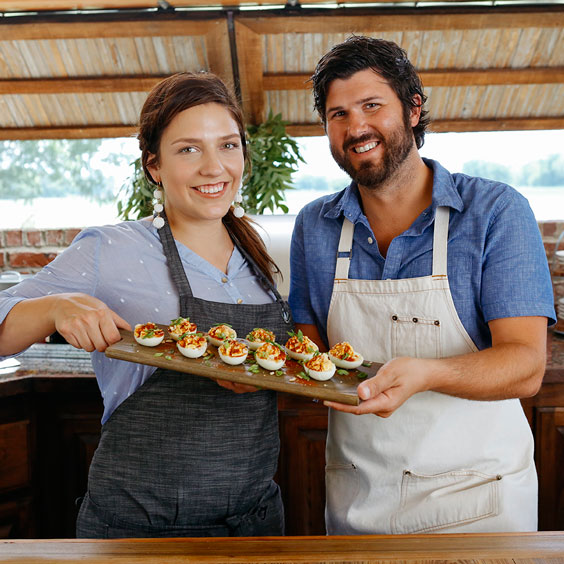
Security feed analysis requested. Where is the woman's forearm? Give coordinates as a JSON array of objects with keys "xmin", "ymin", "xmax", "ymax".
[{"xmin": 0, "ymin": 295, "xmax": 59, "ymax": 356}]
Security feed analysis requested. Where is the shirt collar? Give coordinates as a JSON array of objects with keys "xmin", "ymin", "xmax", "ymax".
[{"xmin": 323, "ymin": 157, "xmax": 464, "ymax": 224}]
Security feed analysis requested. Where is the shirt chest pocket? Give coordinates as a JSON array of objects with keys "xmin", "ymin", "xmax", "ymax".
[{"xmin": 391, "ymin": 315, "xmax": 442, "ymax": 359}]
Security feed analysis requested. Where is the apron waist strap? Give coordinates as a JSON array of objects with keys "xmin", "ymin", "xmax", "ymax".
[{"xmin": 82, "ymin": 481, "xmax": 282, "ymax": 536}]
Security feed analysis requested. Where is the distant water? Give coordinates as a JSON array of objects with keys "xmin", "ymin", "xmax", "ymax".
[{"xmin": 1, "ymin": 187, "xmax": 564, "ymax": 230}]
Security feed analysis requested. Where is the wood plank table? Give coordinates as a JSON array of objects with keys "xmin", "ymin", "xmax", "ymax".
[{"xmin": 1, "ymin": 533, "xmax": 563, "ymax": 563}]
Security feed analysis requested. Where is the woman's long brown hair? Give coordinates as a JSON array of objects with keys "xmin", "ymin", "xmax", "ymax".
[{"xmin": 138, "ymin": 72, "xmax": 280, "ymax": 286}]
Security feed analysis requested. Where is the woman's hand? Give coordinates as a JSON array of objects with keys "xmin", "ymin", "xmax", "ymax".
[
  {"xmin": 215, "ymin": 379, "xmax": 259, "ymax": 394},
  {"xmin": 51, "ymin": 293, "xmax": 131, "ymax": 352}
]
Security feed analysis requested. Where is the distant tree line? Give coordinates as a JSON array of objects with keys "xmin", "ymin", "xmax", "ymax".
[
  {"xmin": 1, "ymin": 140, "xmax": 563, "ymax": 201},
  {"xmin": 294, "ymin": 153, "xmax": 564, "ymax": 193},
  {"xmin": 461, "ymin": 154, "xmax": 564, "ymax": 187},
  {"xmin": 0, "ymin": 139, "xmax": 130, "ymax": 200}
]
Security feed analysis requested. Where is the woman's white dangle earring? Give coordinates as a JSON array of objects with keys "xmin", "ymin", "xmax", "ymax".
[
  {"xmin": 152, "ymin": 182, "xmax": 165, "ymax": 229},
  {"xmin": 233, "ymin": 189, "xmax": 245, "ymax": 218}
]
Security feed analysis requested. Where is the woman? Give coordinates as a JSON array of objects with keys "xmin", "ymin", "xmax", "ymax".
[{"xmin": 0, "ymin": 72, "xmax": 293, "ymax": 538}]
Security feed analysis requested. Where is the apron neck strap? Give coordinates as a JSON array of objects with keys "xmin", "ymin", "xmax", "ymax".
[
  {"xmin": 335, "ymin": 218, "xmax": 355, "ymax": 280},
  {"xmin": 335, "ymin": 206, "xmax": 451, "ymax": 280},
  {"xmin": 157, "ymin": 211, "xmax": 194, "ymax": 317},
  {"xmin": 432, "ymin": 206, "xmax": 450, "ymax": 277}
]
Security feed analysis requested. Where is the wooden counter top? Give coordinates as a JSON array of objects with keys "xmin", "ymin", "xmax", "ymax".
[{"xmin": 1, "ymin": 532, "xmax": 563, "ymax": 563}]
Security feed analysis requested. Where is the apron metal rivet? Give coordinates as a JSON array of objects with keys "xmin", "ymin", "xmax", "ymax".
[
  {"xmin": 434, "ymin": 320, "xmax": 440, "ymax": 326},
  {"xmin": 403, "ymin": 470, "xmax": 411, "ymax": 475},
  {"xmin": 391, "ymin": 315, "xmax": 398, "ymax": 321},
  {"xmin": 412, "ymin": 317, "xmax": 418, "ymax": 323},
  {"xmin": 496, "ymin": 474, "xmax": 503, "ymax": 480}
]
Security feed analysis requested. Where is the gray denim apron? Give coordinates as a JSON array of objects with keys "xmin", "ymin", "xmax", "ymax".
[{"xmin": 76, "ymin": 216, "xmax": 293, "ymax": 538}]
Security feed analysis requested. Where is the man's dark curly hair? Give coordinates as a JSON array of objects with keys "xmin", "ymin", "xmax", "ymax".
[{"xmin": 311, "ymin": 35, "xmax": 430, "ymax": 149}]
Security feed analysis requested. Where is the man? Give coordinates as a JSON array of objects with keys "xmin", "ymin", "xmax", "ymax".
[{"xmin": 288, "ymin": 36, "xmax": 556, "ymax": 535}]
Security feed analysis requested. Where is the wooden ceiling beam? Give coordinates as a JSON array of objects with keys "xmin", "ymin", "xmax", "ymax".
[
  {"xmin": 0, "ymin": 0, "xmax": 493, "ymax": 10},
  {"xmin": 0, "ymin": 125, "xmax": 138, "ymax": 140},
  {"xmin": 429, "ymin": 118, "xmax": 564, "ymax": 133},
  {"xmin": 3, "ymin": 115, "xmax": 563, "ymax": 141},
  {"xmin": 204, "ymin": 20, "xmax": 234, "ymax": 87},
  {"xmin": 5, "ymin": 66, "xmax": 561, "ymax": 97},
  {"xmin": 0, "ymin": 18, "xmax": 219, "ymax": 40},
  {"xmin": 286, "ymin": 117, "xmax": 564, "ymax": 137},
  {"xmin": 264, "ymin": 67, "xmax": 564, "ymax": 91},
  {"xmin": 0, "ymin": 76, "xmax": 169, "ymax": 95},
  {"xmin": 235, "ymin": 21, "xmax": 264, "ymax": 125},
  {"xmin": 240, "ymin": 8, "xmax": 564, "ymax": 35}
]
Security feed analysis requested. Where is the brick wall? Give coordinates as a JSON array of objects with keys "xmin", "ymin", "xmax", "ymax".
[
  {"xmin": 541, "ymin": 221, "xmax": 564, "ymax": 312},
  {"xmin": 1, "ymin": 223, "xmax": 564, "ymax": 309},
  {"xmin": 0, "ymin": 227, "xmax": 81, "ymax": 274}
]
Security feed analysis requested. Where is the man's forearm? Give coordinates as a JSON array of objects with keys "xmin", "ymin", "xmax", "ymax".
[{"xmin": 425, "ymin": 340, "xmax": 545, "ymax": 401}]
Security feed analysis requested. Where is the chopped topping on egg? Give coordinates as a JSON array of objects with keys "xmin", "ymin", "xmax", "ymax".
[
  {"xmin": 285, "ymin": 333, "xmax": 318, "ymax": 355},
  {"xmin": 219, "ymin": 338, "xmax": 249, "ymax": 358},
  {"xmin": 329, "ymin": 342, "xmax": 360, "ymax": 362},
  {"xmin": 209, "ymin": 324, "xmax": 236, "ymax": 340},
  {"xmin": 247, "ymin": 328, "xmax": 275, "ymax": 343},
  {"xmin": 168, "ymin": 317, "xmax": 197, "ymax": 336},
  {"xmin": 134, "ymin": 322, "xmax": 164, "ymax": 340},
  {"xmin": 305, "ymin": 353, "xmax": 334, "ymax": 373},
  {"xmin": 256, "ymin": 342, "xmax": 286, "ymax": 362},
  {"xmin": 178, "ymin": 333, "xmax": 206, "ymax": 349}
]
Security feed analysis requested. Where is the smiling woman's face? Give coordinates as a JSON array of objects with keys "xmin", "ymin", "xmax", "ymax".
[{"xmin": 147, "ymin": 102, "xmax": 244, "ymax": 227}]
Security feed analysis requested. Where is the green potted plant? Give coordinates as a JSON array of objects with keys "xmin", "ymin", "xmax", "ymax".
[{"xmin": 116, "ymin": 111, "xmax": 304, "ymax": 220}]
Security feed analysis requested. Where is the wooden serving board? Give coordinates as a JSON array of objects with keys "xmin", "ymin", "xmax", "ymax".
[{"xmin": 105, "ymin": 327, "xmax": 382, "ymax": 405}]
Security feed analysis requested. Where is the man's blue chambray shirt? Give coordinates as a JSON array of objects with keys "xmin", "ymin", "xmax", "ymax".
[{"xmin": 289, "ymin": 158, "xmax": 556, "ymax": 350}]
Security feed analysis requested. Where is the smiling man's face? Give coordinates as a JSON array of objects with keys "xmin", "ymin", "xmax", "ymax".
[{"xmin": 325, "ymin": 68, "xmax": 419, "ymax": 191}]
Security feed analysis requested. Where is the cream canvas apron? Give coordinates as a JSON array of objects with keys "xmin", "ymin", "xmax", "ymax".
[{"xmin": 325, "ymin": 206, "xmax": 537, "ymax": 535}]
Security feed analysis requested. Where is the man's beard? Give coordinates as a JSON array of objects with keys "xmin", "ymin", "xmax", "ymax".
[{"xmin": 330, "ymin": 118, "xmax": 414, "ymax": 190}]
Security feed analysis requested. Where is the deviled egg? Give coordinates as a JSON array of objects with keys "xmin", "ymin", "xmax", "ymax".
[
  {"xmin": 134, "ymin": 322, "xmax": 165, "ymax": 347},
  {"xmin": 177, "ymin": 333, "xmax": 207, "ymax": 359},
  {"xmin": 255, "ymin": 341, "xmax": 286, "ymax": 371},
  {"xmin": 207, "ymin": 324, "xmax": 237, "ymax": 347},
  {"xmin": 328, "ymin": 342, "xmax": 364, "ymax": 369},
  {"xmin": 304, "ymin": 353, "xmax": 336, "ymax": 381},
  {"xmin": 284, "ymin": 330, "xmax": 319, "ymax": 361},
  {"xmin": 218, "ymin": 338, "xmax": 249, "ymax": 366},
  {"xmin": 168, "ymin": 317, "xmax": 197, "ymax": 341},
  {"xmin": 246, "ymin": 328, "xmax": 276, "ymax": 351}
]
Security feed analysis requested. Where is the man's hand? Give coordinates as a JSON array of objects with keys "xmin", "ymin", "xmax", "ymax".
[
  {"xmin": 325, "ymin": 356, "xmax": 430, "ymax": 417},
  {"xmin": 325, "ymin": 316, "xmax": 547, "ymax": 417}
]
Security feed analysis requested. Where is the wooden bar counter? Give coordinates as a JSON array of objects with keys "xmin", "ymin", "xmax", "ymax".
[
  {"xmin": 0, "ymin": 332, "xmax": 563, "ymax": 538},
  {"xmin": 1, "ymin": 532, "xmax": 564, "ymax": 563}
]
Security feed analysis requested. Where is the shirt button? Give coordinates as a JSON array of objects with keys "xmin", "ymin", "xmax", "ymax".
[
  {"xmin": 367, "ymin": 237, "xmax": 374, "ymax": 244},
  {"xmin": 221, "ymin": 277, "xmax": 228, "ymax": 283},
  {"xmin": 237, "ymin": 298, "xmax": 243, "ymax": 304}
]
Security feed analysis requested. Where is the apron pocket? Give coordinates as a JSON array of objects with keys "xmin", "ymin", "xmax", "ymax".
[
  {"xmin": 325, "ymin": 462, "xmax": 359, "ymax": 534},
  {"xmin": 391, "ymin": 315, "xmax": 441, "ymax": 359},
  {"xmin": 391, "ymin": 468, "xmax": 501, "ymax": 534}
]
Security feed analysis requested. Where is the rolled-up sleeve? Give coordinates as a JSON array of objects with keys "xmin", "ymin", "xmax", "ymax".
[
  {"xmin": 480, "ymin": 190, "xmax": 556, "ymax": 325},
  {"xmin": 0, "ymin": 228, "xmax": 101, "ymax": 358}
]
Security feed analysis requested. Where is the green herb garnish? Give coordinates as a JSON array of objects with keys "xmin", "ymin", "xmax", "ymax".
[
  {"xmin": 357, "ymin": 371, "xmax": 368, "ymax": 379},
  {"xmin": 337, "ymin": 369, "xmax": 349, "ymax": 376}
]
